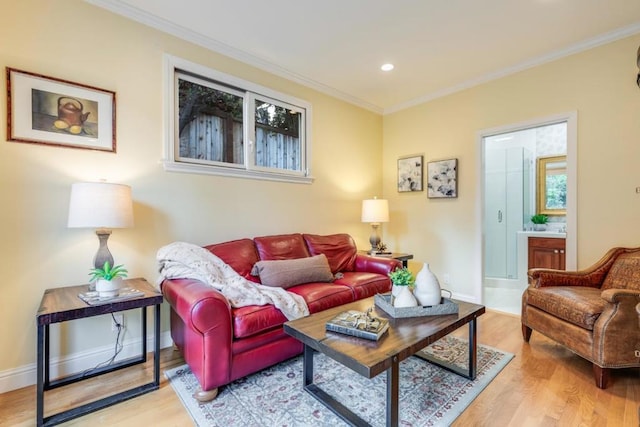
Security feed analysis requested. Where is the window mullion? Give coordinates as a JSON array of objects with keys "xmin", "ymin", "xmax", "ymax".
[{"xmin": 245, "ymin": 92, "xmax": 256, "ymax": 170}]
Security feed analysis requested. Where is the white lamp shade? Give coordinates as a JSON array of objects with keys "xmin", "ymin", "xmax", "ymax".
[
  {"xmin": 68, "ymin": 182, "xmax": 134, "ymax": 229},
  {"xmin": 361, "ymin": 198, "xmax": 389, "ymax": 223}
]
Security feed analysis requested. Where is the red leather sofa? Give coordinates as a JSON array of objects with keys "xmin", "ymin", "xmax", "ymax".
[{"xmin": 161, "ymin": 233, "xmax": 401, "ymax": 401}]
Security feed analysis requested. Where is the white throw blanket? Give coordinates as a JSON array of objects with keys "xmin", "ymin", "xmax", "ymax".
[{"xmin": 156, "ymin": 242, "xmax": 309, "ymax": 320}]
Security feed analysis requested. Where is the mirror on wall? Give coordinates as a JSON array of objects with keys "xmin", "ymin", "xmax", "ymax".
[{"xmin": 537, "ymin": 155, "xmax": 567, "ymax": 215}]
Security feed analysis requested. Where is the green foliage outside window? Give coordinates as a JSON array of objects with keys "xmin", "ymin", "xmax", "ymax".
[
  {"xmin": 546, "ymin": 175, "xmax": 567, "ymax": 209},
  {"xmin": 178, "ymin": 79, "xmax": 243, "ymax": 136},
  {"xmin": 255, "ymin": 101, "xmax": 300, "ymax": 137}
]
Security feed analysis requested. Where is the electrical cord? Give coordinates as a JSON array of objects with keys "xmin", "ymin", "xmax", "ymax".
[{"xmin": 81, "ymin": 313, "xmax": 125, "ymax": 378}]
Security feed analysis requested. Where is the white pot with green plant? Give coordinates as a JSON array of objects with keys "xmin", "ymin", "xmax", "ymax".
[
  {"xmin": 531, "ymin": 214, "xmax": 548, "ymax": 231},
  {"xmin": 89, "ymin": 261, "xmax": 128, "ymax": 297},
  {"xmin": 388, "ymin": 266, "xmax": 417, "ymax": 307}
]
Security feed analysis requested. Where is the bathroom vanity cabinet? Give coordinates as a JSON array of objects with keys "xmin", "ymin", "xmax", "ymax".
[{"xmin": 528, "ymin": 236, "xmax": 566, "ymax": 270}]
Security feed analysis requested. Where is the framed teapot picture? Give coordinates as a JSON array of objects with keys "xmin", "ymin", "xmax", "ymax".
[{"xmin": 6, "ymin": 68, "xmax": 115, "ymax": 152}]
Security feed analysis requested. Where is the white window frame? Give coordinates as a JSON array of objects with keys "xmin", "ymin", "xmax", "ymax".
[
  {"xmin": 163, "ymin": 54, "xmax": 313, "ymax": 184},
  {"xmin": 174, "ymin": 72, "xmax": 247, "ymax": 170}
]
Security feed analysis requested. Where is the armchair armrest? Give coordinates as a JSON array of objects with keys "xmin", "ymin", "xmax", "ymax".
[
  {"xmin": 600, "ymin": 288, "xmax": 640, "ymax": 304},
  {"xmin": 593, "ymin": 288, "xmax": 640, "ymax": 366},
  {"xmin": 355, "ymin": 254, "xmax": 402, "ymax": 275},
  {"xmin": 528, "ymin": 268, "xmax": 604, "ymax": 288}
]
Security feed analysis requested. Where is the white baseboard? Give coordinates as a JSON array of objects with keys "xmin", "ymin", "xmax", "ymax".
[
  {"xmin": 449, "ymin": 291, "xmax": 478, "ymax": 304},
  {"xmin": 1, "ymin": 293, "xmax": 480, "ymax": 395},
  {"xmin": 0, "ymin": 331, "xmax": 173, "ymax": 394}
]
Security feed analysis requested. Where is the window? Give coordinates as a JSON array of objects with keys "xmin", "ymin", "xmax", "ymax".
[
  {"xmin": 177, "ymin": 74, "xmax": 244, "ymax": 166},
  {"xmin": 253, "ymin": 97, "xmax": 303, "ymax": 172},
  {"xmin": 164, "ymin": 55, "xmax": 313, "ymax": 183}
]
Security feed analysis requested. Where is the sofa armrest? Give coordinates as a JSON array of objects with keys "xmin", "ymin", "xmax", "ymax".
[
  {"xmin": 355, "ymin": 254, "xmax": 402, "ymax": 276},
  {"xmin": 161, "ymin": 278, "xmax": 232, "ymax": 334},
  {"xmin": 161, "ymin": 278, "xmax": 234, "ymax": 391}
]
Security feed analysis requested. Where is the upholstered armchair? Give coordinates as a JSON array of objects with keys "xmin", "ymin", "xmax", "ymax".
[{"xmin": 521, "ymin": 247, "xmax": 640, "ymax": 388}]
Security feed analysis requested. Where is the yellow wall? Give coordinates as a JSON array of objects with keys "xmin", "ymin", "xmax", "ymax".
[
  {"xmin": 0, "ymin": 1, "xmax": 383, "ymax": 373},
  {"xmin": 383, "ymin": 33, "xmax": 640, "ymax": 299},
  {"xmin": 3, "ymin": 0, "xmax": 640, "ymax": 384}
]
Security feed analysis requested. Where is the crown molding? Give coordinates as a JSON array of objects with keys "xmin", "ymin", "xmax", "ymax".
[
  {"xmin": 85, "ymin": 1, "xmax": 640, "ymax": 116},
  {"xmin": 84, "ymin": 0, "xmax": 384, "ymax": 114},
  {"xmin": 384, "ymin": 22, "xmax": 640, "ymax": 114}
]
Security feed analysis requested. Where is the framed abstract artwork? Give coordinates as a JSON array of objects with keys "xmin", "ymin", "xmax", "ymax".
[
  {"xmin": 397, "ymin": 155, "xmax": 423, "ymax": 192},
  {"xmin": 427, "ymin": 158, "xmax": 458, "ymax": 198},
  {"xmin": 6, "ymin": 67, "xmax": 116, "ymax": 152}
]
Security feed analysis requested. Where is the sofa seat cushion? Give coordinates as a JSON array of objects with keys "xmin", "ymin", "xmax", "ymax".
[
  {"xmin": 250, "ymin": 254, "xmax": 334, "ymax": 288},
  {"xmin": 303, "ymin": 233, "xmax": 357, "ymax": 273},
  {"xmin": 289, "ymin": 283, "xmax": 354, "ymax": 313},
  {"xmin": 232, "ymin": 282, "xmax": 355, "ymax": 338},
  {"xmin": 232, "ymin": 304, "xmax": 287, "ymax": 339},
  {"xmin": 526, "ymin": 286, "xmax": 606, "ymax": 330},
  {"xmin": 334, "ymin": 272, "xmax": 391, "ymax": 300},
  {"xmin": 230, "ymin": 330, "xmax": 303, "ymax": 383},
  {"xmin": 231, "ymin": 326, "xmax": 291, "ymax": 355},
  {"xmin": 601, "ymin": 252, "xmax": 640, "ymax": 291},
  {"xmin": 254, "ymin": 233, "xmax": 310, "ymax": 260}
]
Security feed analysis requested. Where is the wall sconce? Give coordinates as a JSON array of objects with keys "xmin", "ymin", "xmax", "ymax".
[{"xmin": 361, "ymin": 197, "xmax": 389, "ymax": 255}]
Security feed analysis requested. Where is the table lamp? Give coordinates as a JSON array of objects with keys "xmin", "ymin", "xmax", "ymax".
[
  {"xmin": 68, "ymin": 182, "xmax": 134, "ymax": 270},
  {"xmin": 361, "ymin": 197, "xmax": 389, "ymax": 255}
]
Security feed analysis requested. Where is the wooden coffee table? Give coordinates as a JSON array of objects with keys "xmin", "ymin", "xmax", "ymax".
[{"xmin": 283, "ymin": 297, "xmax": 485, "ymax": 427}]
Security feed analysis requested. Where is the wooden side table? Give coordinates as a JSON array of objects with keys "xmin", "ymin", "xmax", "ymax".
[
  {"xmin": 359, "ymin": 251, "xmax": 414, "ymax": 268},
  {"xmin": 36, "ymin": 278, "xmax": 163, "ymax": 426}
]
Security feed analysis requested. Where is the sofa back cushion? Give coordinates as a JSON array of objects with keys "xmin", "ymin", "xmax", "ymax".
[
  {"xmin": 303, "ymin": 233, "xmax": 357, "ymax": 273},
  {"xmin": 204, "ymin": 238, "xmax": 260, "ymax": 282},
  {"xmin": 254, "ymin": 233, "xmax": 310, "ymax": 260},
  {"xmin": 601, "ymin": 251, "xmax": 640, "ymax": 291}
]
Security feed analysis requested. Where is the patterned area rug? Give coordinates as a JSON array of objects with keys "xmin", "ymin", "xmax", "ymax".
[{"xmin": 166, "ymin": 336, "xmax": 513, "ymax": 426}]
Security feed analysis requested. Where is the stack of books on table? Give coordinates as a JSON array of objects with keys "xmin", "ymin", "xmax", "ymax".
[{"xmin": 326, "ymin": 309, "xmax": 390, "ymax": 341}]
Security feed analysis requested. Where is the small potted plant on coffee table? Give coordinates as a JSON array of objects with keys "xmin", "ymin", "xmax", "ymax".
[
  {"xmin": 388, "ymin": 266, "xmax": 417, "ymax": 307},
  {"xmin": 89, "ymin": 261, "xmax": 128, "ymax": 297}
]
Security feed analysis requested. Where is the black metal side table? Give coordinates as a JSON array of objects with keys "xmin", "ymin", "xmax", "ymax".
[{"xmin": 35, "ymin": 277, "xmax": 163, "ymax": 426}]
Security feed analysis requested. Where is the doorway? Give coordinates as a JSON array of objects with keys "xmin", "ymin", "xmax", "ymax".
[{"xmin": 478, "ymin": 113, "xmax": 577, "ymax": 315}]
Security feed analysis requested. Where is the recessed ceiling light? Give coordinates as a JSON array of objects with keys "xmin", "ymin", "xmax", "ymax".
[{"xmin": 381, "ymin": 63, "xmax": 394, "ymax": 72}]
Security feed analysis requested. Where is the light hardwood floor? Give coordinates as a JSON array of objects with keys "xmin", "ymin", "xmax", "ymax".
[{"xmin": 0, "ymin": 309, "xmax": 638, "ymax": 426}]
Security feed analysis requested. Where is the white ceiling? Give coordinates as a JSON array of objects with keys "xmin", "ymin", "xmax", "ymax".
[{"xmin": 88, "ymin": 0, "xmax": 640, "ymax": 114}]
